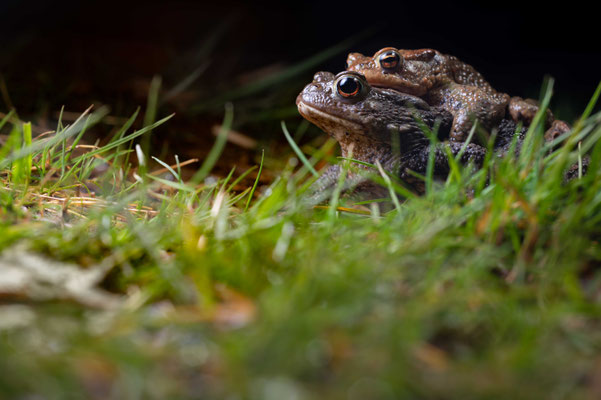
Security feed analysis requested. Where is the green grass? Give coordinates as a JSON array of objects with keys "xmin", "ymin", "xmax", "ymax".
[{"xmin": 1, "ymin": 77, "xmax": 601, "ymax": 400}]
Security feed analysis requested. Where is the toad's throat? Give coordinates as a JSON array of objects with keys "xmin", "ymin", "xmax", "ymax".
[{"xmin": 297, "ymin": 102, "xmax": 363, "ymax": 133}]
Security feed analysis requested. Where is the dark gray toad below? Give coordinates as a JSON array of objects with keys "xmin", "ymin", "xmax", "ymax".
[{"xmin": 296, "ymin": 71, "xmax": 524, "ymax": 203}]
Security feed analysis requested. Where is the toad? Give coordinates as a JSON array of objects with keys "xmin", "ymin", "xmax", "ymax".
[
  {"xmin": 346, "ymin": 47, "xmax": 568, "ymax": 142},
  {"xmin": 296, "ymin": 71, "xmax": 495, "ymax": 199}
]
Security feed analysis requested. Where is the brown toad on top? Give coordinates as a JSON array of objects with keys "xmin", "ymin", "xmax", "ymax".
[{"xmin": 346, "ymin": 47, "xmax": 568, "ymax": 142}]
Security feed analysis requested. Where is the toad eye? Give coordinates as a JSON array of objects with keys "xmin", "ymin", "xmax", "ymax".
[
  {"xmin": 336, "ymin": 76, "xmax": 362, "ymax": 98},
  {"xmin": 378, "ymin": 50, "xmax": 402, "ymax": 71}
]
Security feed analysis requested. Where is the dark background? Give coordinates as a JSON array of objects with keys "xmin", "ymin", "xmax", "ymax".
[{"xmin": 1, "ymin": 0, "xmax": 599, "ymax": 137}]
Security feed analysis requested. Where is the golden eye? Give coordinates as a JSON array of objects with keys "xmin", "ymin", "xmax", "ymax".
[
  {"xmin": 378, "ymin": 50, "xmax": 402, "ymax": 71},
  {"xmin": 336, "ymin": 76, "xmax": 362, "ymax": 98}
]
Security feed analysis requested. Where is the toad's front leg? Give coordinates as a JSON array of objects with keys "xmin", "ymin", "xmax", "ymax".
[{"xmin": 429, "ymin": 84, "xmax": 508, "ymax": 143}]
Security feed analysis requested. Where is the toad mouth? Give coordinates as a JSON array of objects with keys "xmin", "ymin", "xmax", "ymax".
[{"xmin": 297, "ymin": 102, "xmax": 363, "ymax": 132}]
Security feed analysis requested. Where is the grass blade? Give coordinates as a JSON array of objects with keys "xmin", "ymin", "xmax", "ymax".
[
  {"xmin": 281, "ymin": 121, "xmax": 318, "ymax": 177},
  {"xmin": 245, "ymin": 149, "xmax": 264, "ymax": 211}
]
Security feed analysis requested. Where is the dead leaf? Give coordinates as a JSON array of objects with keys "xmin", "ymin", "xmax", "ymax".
[{"xmin": 0, "ymin": 246, "xmax": 121, "ymax": 309}]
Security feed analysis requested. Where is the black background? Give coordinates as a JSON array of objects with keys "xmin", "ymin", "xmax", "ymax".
[{"xmin": 1, "ymin": 0, "xmax": 599, "ymax": 119}]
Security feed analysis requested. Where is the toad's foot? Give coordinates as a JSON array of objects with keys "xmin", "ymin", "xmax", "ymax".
[{"xmin": 508, "ymin": 96, "xmax": 555, "ymax": 126}]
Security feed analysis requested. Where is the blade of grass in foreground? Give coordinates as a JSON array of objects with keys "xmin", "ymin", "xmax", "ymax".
[
  {"xmin": 578, "ymin": 80, "xmax": 601, "ymax": 123},
  {"xmin": 245, "ymin": 149, "xmax": 265, "ymax": 211},
  {"xmin": 140, "ymin": 75, "xmax": 162, "ymax": 156},
  {"xmin": 12, "ymin": 122, "xmax": 33, "ymax": 186},
  {"xmin": 412, "ymin": 113, "xmax": 441, "ymax": 196},
  {"xmin": 375, "ymin": 160, "xmax": 402, "ymax": 212},
  {"xmin": 296, "ymin": 139, "xmax": 338, "ymax": 192},
  {"xmin": 328, "ymin": 155, "xmax": 349, "ymax": 222},
  {"xmin": 226, "ymin": 165, "xmax": 257, "ymax": 192},
  {"xmin": 519, "ymin": 78, "xmax": 554, "ymax": 166},
  {"xmin": 0, "ymin": 109, "xmax": 15, "ymax": 131},
  {"xmin": 281, "ymin": 121, "xmax": 318, "ymax": 177}
]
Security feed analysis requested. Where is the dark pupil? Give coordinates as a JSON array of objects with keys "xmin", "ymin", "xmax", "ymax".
[
  {"xmin": 381, "ymin": 52, "xmax": 399, "ymax": 68},
  {"xmin": 338, "ymin": 77, "xmax": 359, "ymax": 95}
]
